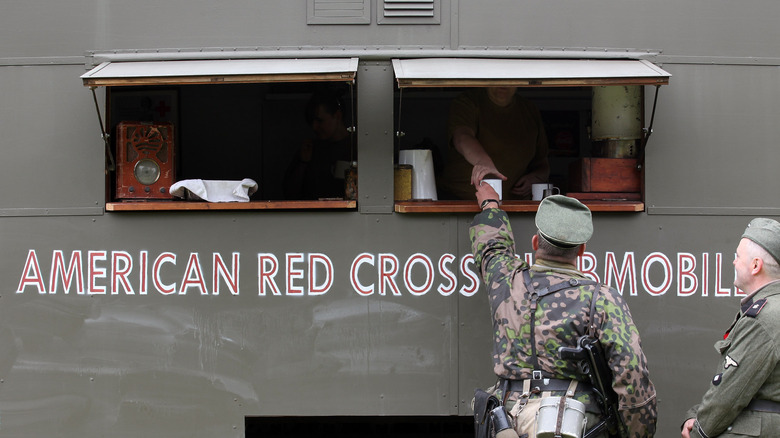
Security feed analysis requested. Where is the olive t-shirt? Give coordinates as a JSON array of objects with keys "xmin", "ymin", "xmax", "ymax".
[{"xmin": 438, "ymin": 89, "xmax": 549, "ymax": 200}]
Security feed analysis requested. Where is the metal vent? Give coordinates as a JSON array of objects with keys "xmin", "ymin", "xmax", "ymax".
[
  {"xmin": 379, "ymin": 0, "xmax": 439, "ymax": 24},
  {"xmin": 384, "ymin": 0, "xmax": 434, "ymax": 18},
  {"xmin": 307, "ymin": 0, "xmax": 370, "ymax": 25}
]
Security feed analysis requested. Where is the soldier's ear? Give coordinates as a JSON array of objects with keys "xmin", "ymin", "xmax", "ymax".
[
  {"xmin": 752, "ymin": 257, "xmax": 763, "ymax": 275},
  {"xmin": 531, "ymin": 234, "xmax": 539, "ymax": 251},
  {"xmin": 577, "ymin": 244, "xmax": 586, "ymax": 257}
]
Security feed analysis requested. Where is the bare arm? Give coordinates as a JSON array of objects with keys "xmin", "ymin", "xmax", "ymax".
[{"xmin": 451, "ymin": 126, "xmax": 507, "ymax": 187}]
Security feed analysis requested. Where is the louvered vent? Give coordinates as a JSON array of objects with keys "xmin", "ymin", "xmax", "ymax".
[
  {"xmin": 307, "ymin": 0, "xmax": 370, "ymax": 24},
  {"xmin": 383, "ymin": 0, "xmax": 434, "ymax": 18},
  {"xmin": 379, "ymin": 0, "xmax": 439, "ymax": 24}
]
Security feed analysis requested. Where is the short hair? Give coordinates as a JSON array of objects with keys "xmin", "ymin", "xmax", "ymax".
[
  {"xmin": 744, "ymin": 238, "xmax": 780, "ymax": 278},
  {"xmin": 536, "ymin": 232, "xmax": 582, "ymax": 261},
  {"xmin": 304, "ymin": 88, "xmax": 345, "ymax": 125}
]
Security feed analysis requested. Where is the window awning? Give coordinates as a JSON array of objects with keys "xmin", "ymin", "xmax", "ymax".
[
  {"xmin": 392, "ymin": 58, "xmax": 671, "ymax": 88},
  {"xmin": 81, "ymin": 58, "xmax": 359, "ymax": 87}
]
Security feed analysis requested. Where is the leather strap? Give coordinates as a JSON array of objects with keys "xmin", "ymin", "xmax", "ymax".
[
  {"xmin": 521, "ymin": 269, "xmax": 598, "ymax": 373},
  {"xmin": 506, "ymin": 378, "xmax": 586, "ymax": 393},
  {"xmin": 522, "ymin": 269, "xmax": 541, "ymax": 372},
  {"xmin": 747, "ymin": 398, "xmax": 780, "ymax": 413}
]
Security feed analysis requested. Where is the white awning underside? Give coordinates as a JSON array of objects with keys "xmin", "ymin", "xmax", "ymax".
[
  {"xmin": 81, "ymin": 58, "xmax": 359, "ymax": 86},
  {"xmin": 392, "ymin": 58, "xmax": 671, "ymax": 87}
]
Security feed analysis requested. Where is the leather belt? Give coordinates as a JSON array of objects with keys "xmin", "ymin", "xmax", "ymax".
[
  {"xmin": 505, "ymin": 378, "xmax": 591, "ymax": 393},
  {"xmin": 747, "ymin": 399, "xmax": 780, "ymax": 413}
]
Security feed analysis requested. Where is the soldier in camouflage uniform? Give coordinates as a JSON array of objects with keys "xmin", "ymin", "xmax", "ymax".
[
  {"xmin": 682, "ymin": 218, "xmax": 780, "ymax": 438},
  {"xmin": 471, "ymin": 183, "xmax": 656, "ymax": 437}
]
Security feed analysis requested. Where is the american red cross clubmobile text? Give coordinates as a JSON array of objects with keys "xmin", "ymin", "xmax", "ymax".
[{"xmin": 16, "ymin": 249, "xmax": 742, "ymax": 298}]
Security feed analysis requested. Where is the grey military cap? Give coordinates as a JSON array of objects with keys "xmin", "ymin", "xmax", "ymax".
[
  {"xmin": 535, "ymin": 195, "xmax": 593, "ymax": 248},
  {"xmin": 742, "ymin": 217, "xmax": 780, "ymax": 264}
]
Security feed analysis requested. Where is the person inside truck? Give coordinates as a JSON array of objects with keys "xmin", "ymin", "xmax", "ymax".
[
  {"xmin": 284, "ymin": 88, "xmax": 354, "ymax": 200},
  {"xmin": 437, "ymin": 87, "xmax": 550, "ymax": 200}
]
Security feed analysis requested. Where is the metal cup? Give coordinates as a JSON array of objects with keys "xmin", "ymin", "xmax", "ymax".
[
  {"xmin": 481, "ymin": 178, "xmax": 503, "ymax": 200},
  {"xmin": 543, "ymin": 187, "xmax": 561, "ymax": 199}
]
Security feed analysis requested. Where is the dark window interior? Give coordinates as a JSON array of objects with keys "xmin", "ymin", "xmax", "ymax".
[
  {"xmin": 106, "ymin": 82, "xmax": 640, "ymax": 205},
  {"xmin": 107, "ymin": 82, "xmax": 356, "ymax": 201},
  {"xmin": 394, "ymin": 86, "xmax": 597, "ymax": 197},
  {"xmin": 245, "ymin": 416, "xmax": 472, "ymax": 438}
]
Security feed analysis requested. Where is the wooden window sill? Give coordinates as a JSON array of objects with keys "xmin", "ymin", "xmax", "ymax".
[
  {"xmin": 394, "ymin": 200, "xmax": 644, "ymax": 213},
  {"xmin": 106, "ymin": 200, "xmax": 357, "ymax": 212}
]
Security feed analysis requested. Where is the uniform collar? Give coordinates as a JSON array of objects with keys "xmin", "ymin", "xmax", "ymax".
[
  {"xmin": 740, "ymin": 278, "xmax": 780, "ymax": 306},
  {"xmin": 531, "ymin": 258, "xmax": 585, "ymax": 278}
]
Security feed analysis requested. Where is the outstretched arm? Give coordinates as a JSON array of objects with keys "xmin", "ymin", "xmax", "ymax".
[{"xmin": 452, "ymin": 126, "xmax": 507, "ymax": 187}]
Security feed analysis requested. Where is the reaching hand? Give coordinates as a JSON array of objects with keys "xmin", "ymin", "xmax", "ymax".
[
  {"xmin": 470, "ymin": 161, "xmax": 506, "ymax": 188},
  {"xmin": 475, "ymin": 179, "xmax": 500, "ymax": 207}
]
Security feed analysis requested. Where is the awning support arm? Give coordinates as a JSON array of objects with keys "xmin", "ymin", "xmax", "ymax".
[
  {"xmin": 89, "ymin": 87, "xmax": 107, "ymax": 141},
  {"xmin": 90, "ymin": 86, "xmax": 115, "ymax": 171},
  {"xmin": 637, "ymin": 85, "xmax": 661, "ymax": 170},
  {"xmin": 348, "ymin": 80, "xmax": 356, "ymax": 163},
  {"xmin": 395, "ymin": 87, "xmax": 405, "ymax": 159}
]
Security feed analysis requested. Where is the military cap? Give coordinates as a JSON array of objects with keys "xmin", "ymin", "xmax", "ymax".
[
  {"xmin": 535, "ymin": 195, "xmax": 593, "ymax": 248},
  {"xmin": 742, "ymin": 217, "xmax": 780, "ymax": 264}
]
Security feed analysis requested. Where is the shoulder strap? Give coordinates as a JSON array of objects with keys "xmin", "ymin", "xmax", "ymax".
[
  {"xmin": 522, "ymin": 269, "xmax": 600, "ymax": 375},
  {"xmin": 744, "ymin": 298, "xmax": 768, "ymax": 318},
  {"xmin": 521, "ymin": 268, "xmax": 541, "ymax": 372},
  {"xmin": 539, "ymin": 277, "xmax": 598, "ymax": 299},
  {"xmin": 588, "ymin": 283, "xmax": 602, "ymax": 338}
]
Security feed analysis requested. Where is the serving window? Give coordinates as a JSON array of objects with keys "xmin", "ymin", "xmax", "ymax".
[
  {"xmin": 81, "ymin": 58, "xmax": 359, "ymax": 211},
  {"xmin": 390, "ymin": 58, "xmax": 670, "ymax": 213}
]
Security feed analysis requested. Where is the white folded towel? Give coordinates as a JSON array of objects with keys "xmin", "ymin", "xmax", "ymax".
[{"xmin": 170, "ymin": 178, "xmax": 258, "ymax": 202}]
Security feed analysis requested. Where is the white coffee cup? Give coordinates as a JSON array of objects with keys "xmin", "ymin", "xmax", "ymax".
[
  {"xmin": 543, "ymin": 187, "xmax": 561, "ymax": 198},
  {"xmin": 532, "ymin": 183, "xmax": 560, "ymax": 201},
  {"xmin": 481, "ymin": 178, "xmax": 502, "ymax": 200}
]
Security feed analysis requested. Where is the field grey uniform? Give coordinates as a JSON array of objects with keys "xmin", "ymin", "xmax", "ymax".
[{"xmin": 684, "ymin": 218, "xmax": 780, "ymax": 437}]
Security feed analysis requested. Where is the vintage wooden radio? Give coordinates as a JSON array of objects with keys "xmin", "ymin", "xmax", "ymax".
[{"xmin": 115, "ymin": 121, "xmax": 175, "ymax": 199}]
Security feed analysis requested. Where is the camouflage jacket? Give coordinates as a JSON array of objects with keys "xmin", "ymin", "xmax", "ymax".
[{"xmin": 470, "ymin": 208, "xmax": 657, "ymax": 438}]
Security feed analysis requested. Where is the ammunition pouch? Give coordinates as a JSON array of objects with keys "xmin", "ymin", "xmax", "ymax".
[
  {"xmin": 474, "ymin": 388, "xmax": 500, "ymax": 438},
  {"xmin": 474, "ymin": 388, "xmax": 520, "ymax": 438}
]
